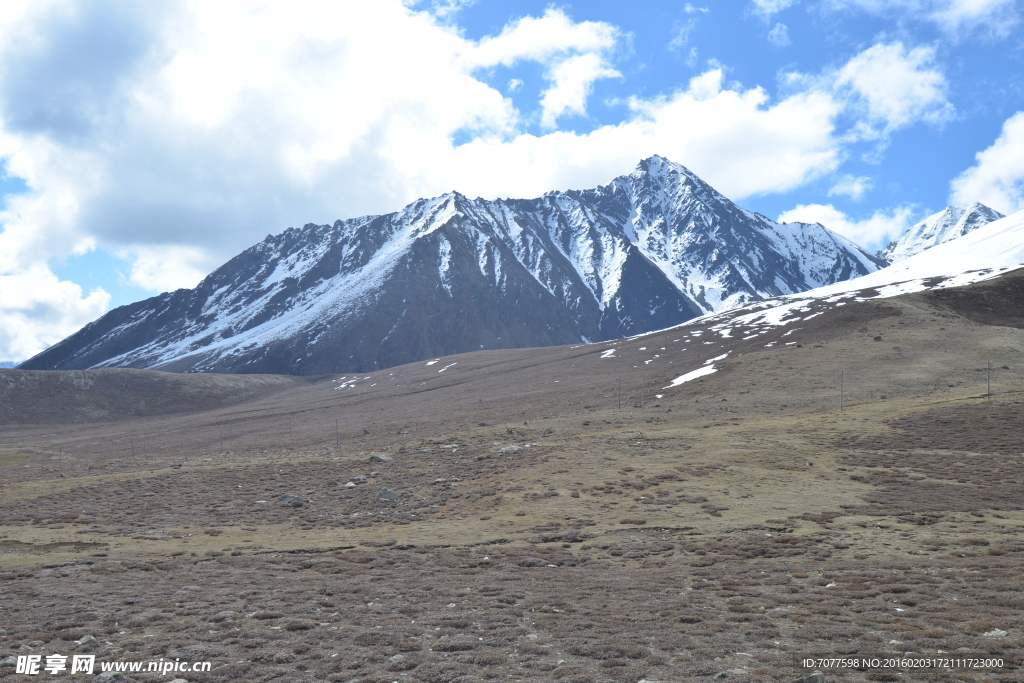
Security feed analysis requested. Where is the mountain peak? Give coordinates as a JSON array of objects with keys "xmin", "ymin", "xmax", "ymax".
[
  {"xmin": 634, "ymin": 154, "xmax": 700, "ymax": 183},
  {"xmin": 639, "ymin": 155, "xmax": 721, "ymax": 193},
  {"xmin": 879, "ymin": 203, "xmax": 1005, "ymax": 264}
]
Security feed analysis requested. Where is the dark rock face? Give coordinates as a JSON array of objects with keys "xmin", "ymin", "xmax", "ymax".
[
  {"xmin": 20, "ymin": 156, "xmax": 881, "ymax": 375},
  {"xmin": 279, "ymin": 495, "xmax": 304, "ymax": 508}
]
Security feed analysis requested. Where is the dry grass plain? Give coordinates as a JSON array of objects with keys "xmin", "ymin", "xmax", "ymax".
[{"xmin": 2, "ymin": 271, "xmax": 1024, "ymax": 683}]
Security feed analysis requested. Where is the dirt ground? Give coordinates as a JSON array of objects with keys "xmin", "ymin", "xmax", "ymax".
[{"xmin": 2, "ymin": 272, "xmax": 1024, "ymax": 683}]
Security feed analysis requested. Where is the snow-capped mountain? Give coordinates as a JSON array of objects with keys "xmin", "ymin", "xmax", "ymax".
[
  {"xmin": 820, "ymin": 206, "xmax": 1024, "ymax": 297},
  {"xmin": 20, "ymin": 156, "xmax": 882, "ymax": 375},
  {"xmin": 670, "ymin": 207, "xmax": 1024, "ymax": 354},
  {"xmin": 878, "ymin": 203, "xmax": 1004, "ymax": 264}
]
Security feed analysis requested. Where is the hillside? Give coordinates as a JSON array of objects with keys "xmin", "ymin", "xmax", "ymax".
[
  {"xmin": 1, "ymin": 268, "xmax": 1022, "ymax": 682},
  {"xmin": 0, "ymin": 369, "xmax": 313, "ymax": 425}
]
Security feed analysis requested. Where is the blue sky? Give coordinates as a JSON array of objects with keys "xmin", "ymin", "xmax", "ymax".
[
  {"xmin": 0, "ymin": 0, "xmax": 1022, "ymax": 361},
  {"xmin": 452, "ymin": 0, "xmax": 1022, "ymax": 217}
]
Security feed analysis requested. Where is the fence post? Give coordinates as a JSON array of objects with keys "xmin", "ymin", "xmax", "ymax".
[{"xmin": 840, "ymin": 371, "xmax": 844, "ymax": 413}]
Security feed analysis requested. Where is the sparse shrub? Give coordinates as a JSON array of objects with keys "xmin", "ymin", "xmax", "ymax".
[
  {"xmin": 606, "ymin": 665, "xmax": 649, "ymax": 682},
  {"xmin": 413, "ymin": 662, "xmax": 472, "ymax": 683},
  {"xmin": 518, "ymin": 642, "xmax": 550, "ymax": 655},
  {"xmin": 251, "ymin": 610, "xmax": 284, "ymax": 620},
  {"xmin": 284, "ymin": 618, "xmax": 315, "ymax": 631},
  {"xmin": 398, "ymin": 638, "xmax": 425, "ymax": 652},
  {"xmin": 473, "ymin": 651, "xmax": 505, "ymax": 666},
  {"xmin": 567, "ymin": 638, "xmax": 645, "ymax": 660},
  {"xmin": 354, "ymin": 631, "xmax": 401, "ymax": 646},
  {"xmin": 599, "ymin": 657, "xmax": 629, "ymax": 668},
  {"xmin": 387, "ymin": 654, "xmax": 422, "ymax": 671},
  {"xmin": 551, "ymin": 667, "xmax": 588, "ymax": 680},
  {"xmin": 439, "ymin": 618, "xmax": 472, "ymax": 629},
  {"xmin": 433, "ymin": 636, "xmax": 479, "ymax": 651}
]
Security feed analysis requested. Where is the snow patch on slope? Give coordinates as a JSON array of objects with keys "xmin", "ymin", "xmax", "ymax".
[
  {"xmin": 665, "ymin": 364, "xmax": 718, "ymax": 388},
  {"xmin": 438, "ymin": 235, "xmax": 453, "ymax": 294}
]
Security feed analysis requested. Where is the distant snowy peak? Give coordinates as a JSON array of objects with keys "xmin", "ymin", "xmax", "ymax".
[
  {"xmin": 663, "ymin": 208, "xmax": 1024, "ymax": 360},
  {"xmin": 879, "ymin": 203, "xmax": 1004, "ymax": 264}
]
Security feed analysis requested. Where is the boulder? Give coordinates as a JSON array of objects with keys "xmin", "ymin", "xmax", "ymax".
[
  {"xmin": 75, "ymin": 634, "xmax": 99, "ymax": 650},
  {"xmin": 376, "ymin": 488, "xmax": 399, "ymax": 501}
]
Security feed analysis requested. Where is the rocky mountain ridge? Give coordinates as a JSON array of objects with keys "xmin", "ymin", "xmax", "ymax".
[
  {"xmin": 20, "ymin": 156, "xmax": 883, "ymax": 375},
  {"xmin": 878, "ymin": 202, "xmax": 1004, "ymax": 264}
]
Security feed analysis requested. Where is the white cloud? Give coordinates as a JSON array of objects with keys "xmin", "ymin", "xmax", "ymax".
[
  {"xmin": 0, "ymin": 264, "xmax": 109, "ymax": 362},
  {"xmin": 467, "ymin": 8, "xmax": 622, "ymax": 128},
  {"xmin": 467, "ymin": 9, "xmax": 618, "ymax": 69},
  {"xmin": 932, "ymin": 0, "xmax": 1019, "ymax": 33},
  {"xmin": 668, "ymin": 19, "xmax": 698, "ymax": 51},
  {"xmin": 120, "ymin": 245, "xmax": 216, "ymax": 293},
  {"xmin": 507, "ymin": 78, "xmax": 523, "ymax": 93},
  {"xmin": 825, "ymin": 0, "xmax": 1019, "ymax": 36},
  {"xmin": 539, "ymin": 53, "xmax": 620, "ymax": 128},
  {"xmin": 834, "ymin": 42, "xmax": 953, "ymax": 135},
  {"xmin": 950, "ymin": 111, "xmax": 1024, "ymax": 214},
  {"xmin": 767, "ymin": 23, "xmax": 791, "ymax": 46},
  {"xmin": 778, "ymin": 203, "xmax": 917, "ymax": 248},
  {"xmin": 751, "ymin": 0, "xmax": 799, "ymax": 17},
  {"xmin": 828, "ymin": 174, "xmax": 874, "ymax": 200}
]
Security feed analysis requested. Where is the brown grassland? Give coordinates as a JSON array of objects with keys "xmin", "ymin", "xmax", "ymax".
[{"xmin": 2, "ymin": 270, "xmax": 1024, "ymax": 682}]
